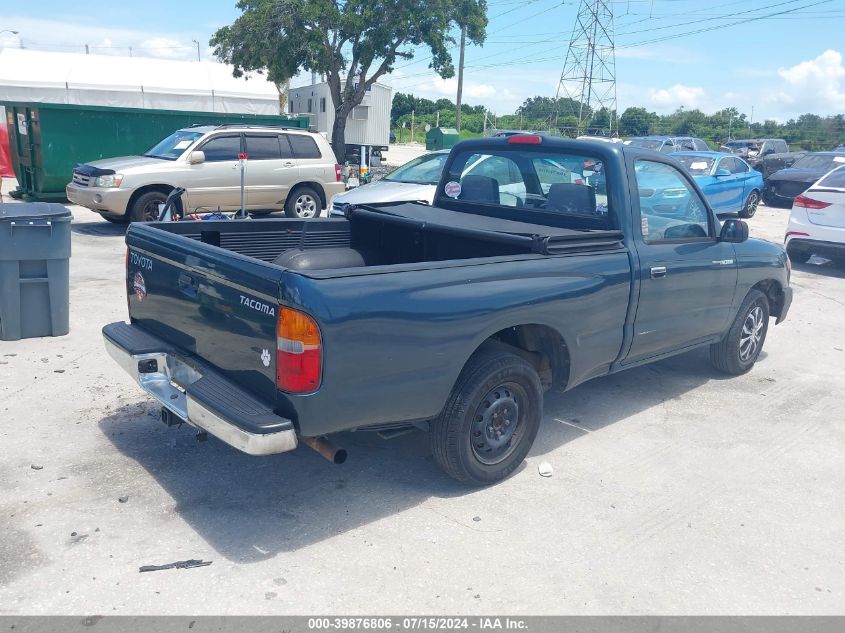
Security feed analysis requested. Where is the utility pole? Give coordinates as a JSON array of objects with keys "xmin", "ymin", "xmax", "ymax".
[
  {"xmin": 455, "ymin": 23, "xmax": 466, "ymax": 133},
  {"xmin": 128, "ymin": 46, "xmax": 133, "ymax": 57},
  {"xmin": 411, "ymin": 110, "xmax": 415, "ymax": 144},
  {"xmin": 554, "ymin": 0, "xmax": 617, "ymax": 136},
  {"xmin": 436, "ymin": 111, "xmax": 440, "ymax": 127},
  {"xmin": 192, "ymin": 39, "xmax": 201, "ymax": 62},
  {"xmin": 84, "ymin": 44, "xmax": 89, "ymax": 54}
]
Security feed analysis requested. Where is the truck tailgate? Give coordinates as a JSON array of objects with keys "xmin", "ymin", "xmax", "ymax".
[{"xmin": 125, "ymin": 223, "xmax": 283, "ymax": 403}]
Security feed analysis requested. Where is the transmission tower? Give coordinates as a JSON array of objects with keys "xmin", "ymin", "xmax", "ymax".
[{"xmin": 553, "ymin": 0, "xmax": 617, "ymax": 137}]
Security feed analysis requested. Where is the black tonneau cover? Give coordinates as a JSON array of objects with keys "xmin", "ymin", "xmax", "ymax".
[{"xmin": 349, "ymin": 202, "xmax": 624, "ymax": 255}]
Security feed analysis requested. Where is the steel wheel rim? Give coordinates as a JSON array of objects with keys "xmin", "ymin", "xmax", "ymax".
[
  {"xmin": 470, "ymin": 382, "xmax": 524, "ymax": 465},
  {"xmin": 739, "ymin": 305, "xmax": 764, "ymax": 361},
  {"xmin": 746, "ymin": 192, "xmax": 759, "ymax": 216},
  {"xmin": 142, "ymin": 200, "xmax": 162, "ymax": 222},
  {"xmin": 294, "ymin": 194, "xmax": 317, "ymax": 218}
]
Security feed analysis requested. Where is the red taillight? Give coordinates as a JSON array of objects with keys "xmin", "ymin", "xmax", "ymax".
[
  {"xmin": 335, "ymin": 163, "xmax": 342, "ymax": 182},
  {"xmin": 276, "ymin": 307, "xmax": 322, "ymax": 393},
  {"xmin": 785, "ymin": 231, "xmax": 810, "ymax": 237},
  {"xmin": 793, "ymin": 194, "xmax": 831, "ymax": 209},
  {"xmin": 507, "ymin": 134, "xmax": 542, "ymax": 145}
]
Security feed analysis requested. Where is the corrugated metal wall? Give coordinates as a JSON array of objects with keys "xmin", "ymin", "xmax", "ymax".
[{"xmin": 289, "ymin": 82, "xmax": 391, "ymax": 147}]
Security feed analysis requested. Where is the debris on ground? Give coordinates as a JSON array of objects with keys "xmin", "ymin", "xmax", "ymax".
[
  {"xmin": 118, "ymin": 495, "xmax": 129, "ymax": 503},
  {"xmin": 472, "ymin": 516, "xmax": 481, "ymax": 522},
  {"xmin": 538, "ymin": 461, "xmax": 553, "ymax": 477},
  {"xmin": 30, "ymin": 464, "xmax": 43, "ymax": 470},
  {"xmin": 139, "ymin": 559, "xmax": 212, "ymax": 572}
]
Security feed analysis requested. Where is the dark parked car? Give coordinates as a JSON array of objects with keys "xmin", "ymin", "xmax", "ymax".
[
  {"xmin": 763, "ymin": 151, "xmax": 845, "ymax": 207},
  {"xmin": 628, "ymin": 135, "xmax": 710, "ymax": 153},
  {"xmin": 721, "ymin": 139, "xmax": 788, "ymax": 166},
  {"xmin": 754, "ymin": 151, "xmax": 807, "ymax": 181},
  {"xmin": 103, "ymin": 136, "xmax": 792, "ymax": 485}
]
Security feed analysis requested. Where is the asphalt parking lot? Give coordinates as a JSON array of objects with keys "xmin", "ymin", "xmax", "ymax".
[{"xmin": 1, "ymin": 177, "xmax": 843, "ymax": 615}]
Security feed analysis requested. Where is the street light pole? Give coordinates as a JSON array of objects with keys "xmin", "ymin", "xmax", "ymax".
[{"xmin": 192, "ymin": 39, "xmax": 201, "ymax": 62}]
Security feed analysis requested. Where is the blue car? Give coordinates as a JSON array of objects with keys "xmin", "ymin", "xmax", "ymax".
[{"xmin": 672, "ymin": 151, "xmax": 763, "ymax": 218}]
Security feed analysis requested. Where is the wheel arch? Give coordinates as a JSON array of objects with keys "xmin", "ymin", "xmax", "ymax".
[
  {"xmin": 287, "ymin": 181, "xmax": 327, "ymax": 209},
  {"xmin": 467, "ymin": 323, "xmax": 571, "ymax": 392},
  {"xmin": 125, "ymin": 184, "xmax": 176, "ymax": 215},
  {"xmin": 749, "ymin": 278, "xmax": 782, "ymax": 314}
]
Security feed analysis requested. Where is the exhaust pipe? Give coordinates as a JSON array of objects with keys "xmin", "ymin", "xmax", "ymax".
[{"xmin": 301, "ymin": 435, "xmax": 347, "ymax": 464}]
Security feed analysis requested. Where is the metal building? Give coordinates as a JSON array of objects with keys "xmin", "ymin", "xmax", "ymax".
[{"xmin": 288, "ymin": 81, "xmax": 392, "ymax": 157}]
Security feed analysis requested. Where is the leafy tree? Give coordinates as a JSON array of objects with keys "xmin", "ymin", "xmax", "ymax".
[
  {"xmin": 619, "ymin": 107, "xmax": 656, "ymax": 136},
  {"xmin": 211, "ymin": 0, "xmax": 488, "ymax": 161}
]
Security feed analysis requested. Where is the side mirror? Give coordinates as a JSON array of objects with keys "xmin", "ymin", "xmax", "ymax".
[
  {"xmin": 716, "ymin": 168, "xmax": 731, "ymax": 177},
  {"xmin": 719, "ymin": 219, "xmax": 749, "ymax": 243},
  {"xmin": 188, "ymin": 150, "xmax": 205, "ymax": 165}
]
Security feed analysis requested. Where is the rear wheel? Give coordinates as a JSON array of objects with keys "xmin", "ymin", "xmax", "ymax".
[
  {"xmin": 129, "ymin": 191, "xmax": 168, "ymax": 223},
  {"xmin": 429, "ymin": 351, "xmax": 542, "ymax": 486},
  {"xmin": 786, "ymin": 243, "xmax": 812, "ymax": 264},
  {"xmin": 284, "ymin": 187, "xmax": 322, "ymax": 218},
  {"xmin": 710, "ymin": 289, "xmax": 770, "ymax": 375},
  {"xmin": 739, "ymin": 190, "xmax": 759, "ymax": 218}
]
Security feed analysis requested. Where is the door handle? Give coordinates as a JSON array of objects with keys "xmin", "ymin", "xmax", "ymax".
[
  {"xmin": 282, "ymin": 161, "xmax": 296, "ymax": 168},
  {"xmin": 650, "ymin": 266, "xmax": 667, "ymax": 279}
]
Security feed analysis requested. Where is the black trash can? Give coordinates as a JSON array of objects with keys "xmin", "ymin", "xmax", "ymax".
[{"xmin": 0, "ymin": 203, "xmax": 72, "ymax": 341}]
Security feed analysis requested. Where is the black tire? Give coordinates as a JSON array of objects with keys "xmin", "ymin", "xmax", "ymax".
[
  {"xmin": 739, "ymin": 190, "xmax": 760, "ymax": 218},
  {"xmin": 710, "ymin": 289, "xmax": 770, "ymax": 375},
  {"xmin": 786, "ymin": 243, "xmax": 812, "ymax": 264},
  {"xmin": 284, "ymin": 186, "xmax": 322, "ymax": 219},
  {"xmin": 129, "ymin": 191, "xmax": 168, "ymax": 223},
  {"xmin": 429, "ymin": 351, "xmax": 543, "ymax": 486}
]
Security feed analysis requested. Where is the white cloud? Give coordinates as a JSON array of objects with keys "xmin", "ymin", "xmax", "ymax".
[
  {"xmin": 770, "ymin": 49, "xmax": 845, "ymax": 114},
  {"xmin": 645, "ymin": 83, "xmax": 706, "ymax": 109},
  {"xmin": 3, "ymin": 15, "xmax": 204, "ymax": 61}
]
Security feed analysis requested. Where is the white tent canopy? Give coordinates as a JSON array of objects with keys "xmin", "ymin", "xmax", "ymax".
[{"xmin": 0, "ymin": 48, "xmax": 281, "ymax": 114}]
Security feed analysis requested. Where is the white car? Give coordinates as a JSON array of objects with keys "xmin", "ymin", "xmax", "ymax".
[
  {"xmin": 785, "ymin": 164, "xmax": 845, "ymax": 264},
  {"xmin": 329, "ymin": 151, "xmax": 449, "ymax": 216}
]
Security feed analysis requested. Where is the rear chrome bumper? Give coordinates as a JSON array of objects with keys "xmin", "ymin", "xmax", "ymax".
[{"xmin": 103, "ymin": 322, "xmax": 297, "ymax": 456}]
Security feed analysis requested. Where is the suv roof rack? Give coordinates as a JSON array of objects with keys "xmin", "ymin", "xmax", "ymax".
[{"xmin": 211, "ymin": 123, "xmax": 312, "ymax": 132}]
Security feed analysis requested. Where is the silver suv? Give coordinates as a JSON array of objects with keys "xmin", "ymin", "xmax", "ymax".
[{"xmin": 66, "ymin": 125, "xmax": 345, "ymax": 222}]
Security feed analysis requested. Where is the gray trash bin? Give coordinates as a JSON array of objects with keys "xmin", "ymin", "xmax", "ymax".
[{"xmin": 0, "ymin": 203, "xmax": 72, "ymax": 341}]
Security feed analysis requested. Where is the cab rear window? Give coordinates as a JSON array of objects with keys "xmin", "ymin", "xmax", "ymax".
[{"xmin": 440, "ymin": 149, "xmax": 610, "ymax": 226}]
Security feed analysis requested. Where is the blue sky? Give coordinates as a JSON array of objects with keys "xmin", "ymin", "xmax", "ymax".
[{"xmin": 3, "ymin": 0, "xmax": 845, "ymax": 121}]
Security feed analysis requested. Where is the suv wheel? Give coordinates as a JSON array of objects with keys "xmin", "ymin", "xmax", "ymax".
[
  {"xmin": 285, "ymin": 187, "xmax": 322, "ymax": 219},
  {"xmin": 130, "ymin": 191, "xmax": 168, "ymax": 223}
]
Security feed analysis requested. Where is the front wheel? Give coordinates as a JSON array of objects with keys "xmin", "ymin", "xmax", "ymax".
[
  {"xmin": 739, "ymin": 190, "xmax": 760, "ymax": 218},
  {"xmin": 129, "ymin": 191, "xmax": 168, "ymax": 223},
  {"xmin": 710, "ymin": 289, "xmax": 770, "ymax": 375},
  {"xmin": 284, "ymin": 187, "xmax": 322, "ymax": 218},
  {"xmin": 429, "ymin": 351, "xmax": 542, "ymax": 485}
]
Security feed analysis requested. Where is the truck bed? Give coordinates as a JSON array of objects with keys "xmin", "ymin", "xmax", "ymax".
[{"xmin": 124, "ymin": 206, "xmax": 630, "ymax": 435}]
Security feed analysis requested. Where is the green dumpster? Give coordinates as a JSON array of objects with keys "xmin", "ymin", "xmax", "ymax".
[
  {"xmin": 425, "ymin": 127, "xmax": 460, "ymax": 151},
  {"xmin": 3, "ymin": 102, "xmax": 310, "ymax": 201}
]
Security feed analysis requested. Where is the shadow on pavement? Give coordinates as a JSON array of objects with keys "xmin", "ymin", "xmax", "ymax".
[
  {"xmin": 99, "ymin": 346, "xmax": 729, "ymax": 562},
  {"xmin": 71, "ymin": 221, "xmax": 127, "ymax": 237},
  {"xmin": 793, "ymin": 257, "xmax": 845, "ymax": 280}
]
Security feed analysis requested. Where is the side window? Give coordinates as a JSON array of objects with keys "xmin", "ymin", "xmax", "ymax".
[
  {"xmin": 679, "ymin": 138, "xmax": 697, "ymax": 151},
  {"xmin": 278, "ymin": 135, "xmax": 294, "ymax": 159},
  {"xmin": 694, "ymin": 139, "xmax": 710, "ymax": 151},
  {"xmin": 198, "ymin": 135, "xmax": 241, "ymax": 162},
  {"xmin": 776, "ymin": 140, "xmax": 788, "ymax": 153},
  {"xmin": 731, "ymin": 158, "xmax": 748, "ymax": 174},
  {"xmin": 244, "ymin": 135, "xmax": 281, "ymax": 160},
  {"xmin": 659, "ymin": 141, "xmax": 676, "ymax": 154},
  {"xmin": 635, "ymin": 160, "xmax": 710, "ymax": 243},
  {"xmin": 288, "ymin": 134, "xmax": 322, "ymax": 159}
]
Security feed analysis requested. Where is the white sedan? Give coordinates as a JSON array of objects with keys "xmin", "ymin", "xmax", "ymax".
[{"xmin": 785, "ymin": 164, "xmax": 845, "ymax": 264}]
